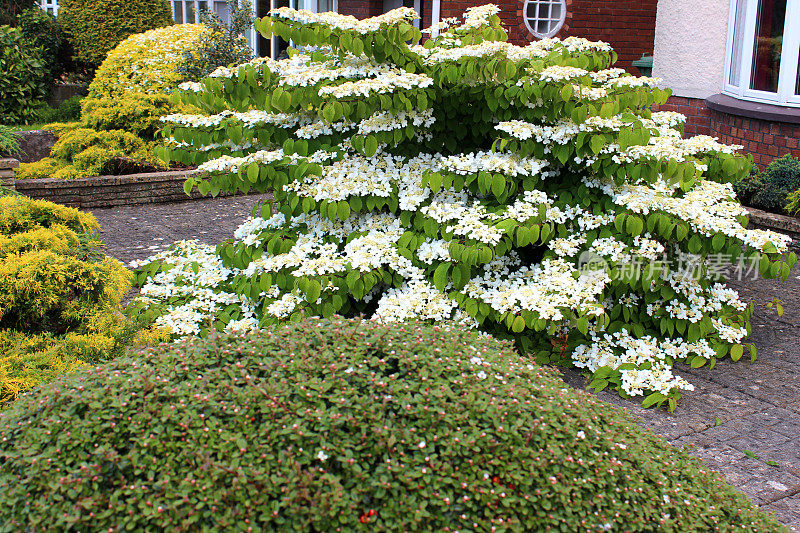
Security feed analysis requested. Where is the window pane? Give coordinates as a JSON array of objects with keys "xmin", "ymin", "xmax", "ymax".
[
  {"xmin": 749, "ymin": 0, "xmax": 786, "ymax": 93},
  {"xmin": 728, "ymin": 0, "xmax": 747, "ymax": 86},
  {"xmin": 796, "ymin": 51, "xmax": 800, "ymax": 95},
  {"xmin": 186, "ymin": 0, "xmax": 195, "ymax": 22},
  {"xmin": 318, "ymin": 0, "xmax": 333, "ymax": 11},
  {"xmin": 173, "ymin": 1, "xmax": 184, "ymax": 23},
  {"xmin": 214, "ymin": 0, "xmax": 229, "ymax": 23}
]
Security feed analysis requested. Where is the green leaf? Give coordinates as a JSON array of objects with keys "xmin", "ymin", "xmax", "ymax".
[
  {"xmin": 730, "ymin": 344, "xmax": 744, "ymax": 362},
  {"xmin": 247, "ymin": 163, "xmax": 260, "ymax": 183},
  {"xmin": 576, "ymin": 316, "xmax": 589, "ymax": 335},
  {"xmin": 511, "ymin": 315, "xmax": 525, "ymax": 333},
  {"xmin": 491, "ymin": 174, "xmax": 505, "ymax": 197},
  {"xmin": 364, "ymin": 135, "xmax": 378, "ymax": 157},
  {"xmin": 433, "ymin": 263, "xmax": 450, "ymax": 291}
]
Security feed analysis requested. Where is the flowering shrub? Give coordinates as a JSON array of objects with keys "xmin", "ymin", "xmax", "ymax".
[
  {"xmin": 88, "ymin": 24, "xmax": 208, "ymax": 99},
  {"xmin": 0, "ymin": 195, "xmax": 165, "ymax": 405},
  {"xmin": 0, "ymin": 318, "xmax": 784, "ymax": 530},
  {"xmin": 136, "ymin": 5, "xmax": 797, "ymax": 409}
]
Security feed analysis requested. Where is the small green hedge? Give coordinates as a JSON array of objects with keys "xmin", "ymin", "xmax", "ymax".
[
  {"xmin": 735, "ymin": 155, "xmax": 800, "ymax": 215},
  {"xmin": 0, "ymin": 25, "xmax": 48, "ymax": 125},
  {"xmin": 0, "ymin": 318, "xmax": 784, "ymax": 531}
]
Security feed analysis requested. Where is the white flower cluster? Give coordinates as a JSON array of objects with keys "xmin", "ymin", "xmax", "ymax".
[
  {"xmin": 270, "ymin": 6, "xmax": 419, "ymax": 34},
  {"xmin": 440, "ymin": 151, "xmax": 548, "ymax": 178},
  {"xmin": 538, "ymin": 66, "xmax": 589, "ymax": 83},
  {"xmin": 464, "ymin": 254, "xmax": 609, "ymax": 319},
  {"xmin": 496, "ymin": 120, "xmax": 579, "ymax": 145},
  {"xmin": 162, "ymin": 110, "xmax": 313, "ymax": 130},
  {"xmin": 357, "ymin": 109, "xmax": 435, "ymax": 135},
  {"xmin": 318, "ymin": 71, "xmax": 434, "ymax": 98},
  {"xmin": 572, "ymin": 330, "xmax": 701, "ymax": 396},
  {"xmin": 584, "ymin": 177, "xmax": 791, "ymax": 252}
]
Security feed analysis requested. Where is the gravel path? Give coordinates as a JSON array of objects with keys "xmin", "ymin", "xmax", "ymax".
[{"xmin": 91, "ymin": 196, "xmax": 800, "ymax": 530}]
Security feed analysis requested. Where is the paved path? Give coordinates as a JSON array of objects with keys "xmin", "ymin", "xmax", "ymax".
[{"xmin": 92, "ymin": 196, "xmax": 800, "ymax": 530}]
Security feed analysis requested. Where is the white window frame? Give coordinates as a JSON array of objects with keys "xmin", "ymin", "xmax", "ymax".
[
  {"xmin": 39, "ymin": 0, "xmax": 59, "ymax": 16},
  {"xmin": 723, "ymin": 0, "xmax": 800, "ymax": 107},
  {"xmin": 522, "ymin": 0, "xmax": 566, "ymax": 39},
  {"xmin": 250, "ymin": 0, "xmax": 338, "ymax": 59}
]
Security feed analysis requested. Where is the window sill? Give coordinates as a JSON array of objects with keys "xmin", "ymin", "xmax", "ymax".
[{"xmin": 706, "ymin": 94, "xmax": 800, "ymax": 125}]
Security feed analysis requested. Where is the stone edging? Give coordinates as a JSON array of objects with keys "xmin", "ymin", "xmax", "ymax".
[
  {"xmin": 0, "ymin": 158, "xmax": 18, "ymax": 189},
  {"xmin": 745, "ymin": 206, "xmax": 800, "ymax": 245},
  {"xmin": 13, "ymin": 169, "xmax": 226, "ymax": 209}
]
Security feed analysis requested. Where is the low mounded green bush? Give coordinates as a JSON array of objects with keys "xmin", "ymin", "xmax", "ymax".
[
  {"xmin": 752, "ymin": 155, "xmax": 800, "ymax": 213},
  {"xmin": 58, "ymin": 0, "xmax": 173, "ymax": 68},
  {"xmin": 0, "ymin": 25, "xmax": 48, "ymax": 125},
  {"xmin": 0, "ymin": 318, "xmax": 784, "ymax": 531}
]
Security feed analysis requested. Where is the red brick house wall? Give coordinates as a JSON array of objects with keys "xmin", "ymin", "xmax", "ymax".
[
  {"xmin": 655, "ymin": 97, "xmax": 800, "ymax": 169},
  {"xmin": 340, "ymin": 0, "xmax": 659, "ymax": 73}
]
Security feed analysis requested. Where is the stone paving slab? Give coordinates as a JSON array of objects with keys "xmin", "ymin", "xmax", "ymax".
[{"xmin": 91, "ymin": 196, "xmax": 800, "ymax": 530}]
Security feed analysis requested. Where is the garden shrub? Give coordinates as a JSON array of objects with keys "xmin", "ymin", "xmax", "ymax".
[
  {"xmin": 82, "ymin": 93, "xmax": 180, "ymax": 139},
  {"xmin": 136, "ymin": 5, "xmax": 796, "ymax": 409},
  {"xmin": 0, "ymin": 126, "xmax": 20, "ymax": 158},
  {"xmin": 15, "ymin": 8, "xmax": 62, "ymax": 81},
  {"xmin": 0, "ymin": 0, "xmax": 34, "ymax": 27},
  {"xmin": 733, "ymin": 166, "xmax": 764, "ymax": 206},
  {"xmin": 750, "ymin": 155, "xmax": 800, "ymax": 213},
  {"xmin": 0, "ymin": 195, "xmax": 167, "ymax": 405},
  {"xmin": 0, "ymin": 25, "xmax": 48, "ymax": 125},
  {"xmin": 14, "ymin": 127, "xmax": 165, "ymax": 180},
  {"xmin": 59, "ymin": 0, "xmax": 174, "ymax": 69},
  {"xmin": 0, "ymin": 318, "xmax": 785, "ymax": 530},
  {"xmin": 35, "ymin": 95, "xmax": 84, "ymax": 124},
  {"xmin": 177, "ymin": 0, "xmax": 254, "ymax": 82},
  {"xmin": 87, "ymin": 24, "xmax": 207, "ymax": 99}
]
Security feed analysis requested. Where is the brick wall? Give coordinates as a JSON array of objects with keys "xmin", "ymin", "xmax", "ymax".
[
  {"xmin": 558, "ymin": 0, "xmax": 658, "ymax": 72},
  {"xmin": 655, "ymin": 96, "xmax": 800, "ymax": 169},
  {"xmin": 437, "ymin": 0, "xmax": 658, "ymax": 72}
]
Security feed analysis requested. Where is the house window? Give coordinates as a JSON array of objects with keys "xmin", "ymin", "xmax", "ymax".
[
  {"xmin": 172, "ymin": 0, "xmax": 228, "ymax": 24},
  {"xmin": 522, "ymin": 0, "xmax": 566, "ymax": 39},
  {"xmin": 38, "ymin": 0, "xmax": 59, "ymax": 16},
  {"xmin": 724, "ymin": 0, "xmax": 800, "ymax": 107},
  {"xmin": 254, "ymin": 0, "xmax": 338, "ymax": 59}
]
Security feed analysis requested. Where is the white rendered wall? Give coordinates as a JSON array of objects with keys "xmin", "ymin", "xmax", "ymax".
[{"xmin": 652, "ymin": 0, "xmax": 731, "ymax": 99}]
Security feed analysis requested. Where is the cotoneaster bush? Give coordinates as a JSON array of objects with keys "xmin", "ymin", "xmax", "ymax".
[
  {"xmin": 133, "ymin": 5, "xmax": 796, "ymax": 410},
  {"xmin": 58, "ymin": 0, "xmax": 173, "ymax": 68},
  {"xmin": 0, "ymin": 318, "xmax": 786, "ymax": 531},
  {"xmin": 0, "ymin": 195, "xmax": 166, "ymax": 405}
]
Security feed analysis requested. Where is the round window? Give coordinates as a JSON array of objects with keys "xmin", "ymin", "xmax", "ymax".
[{"xmin": 523, "ymin": 0, "xmax": 566, "ymax": 38}]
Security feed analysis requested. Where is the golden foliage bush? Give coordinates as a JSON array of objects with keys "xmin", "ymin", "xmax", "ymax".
[
  {"xmin": 14, "ymin": 128, "xmax": 165, "ymax": 180},
  {"xmin": 87, "ymin": 24, "xmax": 207, "ymax": 99},
  {"xmin": 0, "ymin": 196, "xmax": 168, "ymax": 407}
]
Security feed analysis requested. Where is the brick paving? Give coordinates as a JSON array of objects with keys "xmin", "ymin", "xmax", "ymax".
[{"xmin": 92, "ymin": 195, "xmax": 799, "ymax": 530}]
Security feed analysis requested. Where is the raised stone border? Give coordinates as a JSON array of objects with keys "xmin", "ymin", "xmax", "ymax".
[
  {"xmin": 746, "ymin": 206, "xmax": 800, "ymax": 248},
  {"xmin": 0, "ymin": 159, "xmax": 18, "ymax": 190},
  {"xmin": 14, "ymin": 130, "xmax": 57, "ymax": 164},
  {"xmin": 14, "ymin": 170, "xmax": 227, "ymax": 209}
]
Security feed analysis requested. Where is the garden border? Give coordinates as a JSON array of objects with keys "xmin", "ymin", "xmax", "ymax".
[
  {"xmin": 12, "ymin": 168, "xmax": 228, "ymax": 209},
  {"xmin": 745, "ymin": 206, "xmax": 800, "ymax": 247}
]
